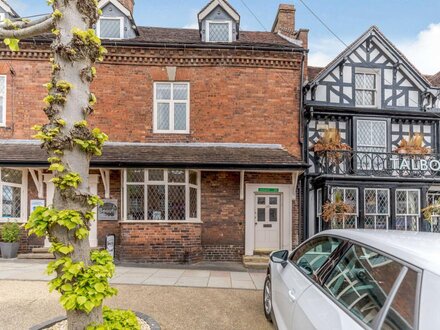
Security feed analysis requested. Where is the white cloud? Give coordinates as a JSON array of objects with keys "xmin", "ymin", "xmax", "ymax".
[
  {"xmin": 308, "ymin": 38, "xmax": 345, "ymax": 68},
  {"xmin": 308, "ymin": 24, "xmax": 440, "ymax": 75},
  {"xmin": 397, "ymin": 23, "xmax": 440, "ymax": 75}
]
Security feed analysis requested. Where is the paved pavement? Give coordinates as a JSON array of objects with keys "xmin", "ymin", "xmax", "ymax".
[
  {"xmin": 0, "ymin": 260, "xmax": 266, "ymax": 290},
  {"xmin": 0, "ymin": 281, "xmax": 273, "ymax": 330}
]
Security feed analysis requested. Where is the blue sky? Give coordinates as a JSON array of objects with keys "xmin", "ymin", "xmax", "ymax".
[{"xmin": 11, "ymin": 0, "xmax": 440, "ymax": 74}]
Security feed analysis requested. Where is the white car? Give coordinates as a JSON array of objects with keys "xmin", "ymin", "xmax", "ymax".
[{"xmin": 263, "ymin": 229, "xmax": 440, "ymax": 330}]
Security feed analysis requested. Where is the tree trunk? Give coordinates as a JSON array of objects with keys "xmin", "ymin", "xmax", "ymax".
[{"xmin": 50, "ymin": 1, "xmax": 102, "ymax": 328}]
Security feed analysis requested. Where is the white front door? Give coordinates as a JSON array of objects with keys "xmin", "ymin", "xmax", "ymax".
[
  {"xmin": 44, "ymin": 174, "xmax": 99, "ymax": 247},
  {"xmin": 254, "ymin": 194, "xmax": 281, "ymax": 250}
]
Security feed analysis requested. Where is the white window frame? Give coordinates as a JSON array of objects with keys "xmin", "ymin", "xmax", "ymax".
[
  {"xmin": 0, "ymin": 13, "xmax": 5, "ymax": 22},
  {"xmin": 356, "ymin": 119, "xmax": 388, "ymax": 152},
  {"xmin": 153, "ymin": 82, "xmax": 190, "ymax": 134},
  {"xmin": 427, "ymin": 191, "xmax": 440, "ymax": 232},
  {"xmin": 96, "ymin": 17, "xmax": 124, "ymax": 40},
  {"xmin": 206, "ymin": 20, "xmax": 233, "ymax": 43},
  {"xmin": 330, "ymin": 187, "xmax": 358, "ymax": 229},
  {"xmin": 0, "ymin": 168, "xmax": 27, "ymax": 223},
  {"xmin": 123, "ymin": 169, "xmax": 201, "ymax": 223},
  {"xmin": 364, "ymin": 188, "xmax": 390, "ymax": 229},
  {"xmin": 395, "ymin": 189, "xmax": 420, "ymax": 231},
  {"xmin": 0, "ymin": 75, "xmax": 6, "ymax": 127},
  {"xmin": 355, "ymin": 68, "xmax": 380, "ymax": 108}
]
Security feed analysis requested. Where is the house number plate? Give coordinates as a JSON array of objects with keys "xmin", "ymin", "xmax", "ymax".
[{"xmin": 263, "ymin": 224, "xmax": 272, "ymax": 228}]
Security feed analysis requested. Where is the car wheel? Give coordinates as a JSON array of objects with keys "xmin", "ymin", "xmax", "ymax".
[{"xmin": 263, "ymin": 275, "xmax": 273, "ymax": 322}]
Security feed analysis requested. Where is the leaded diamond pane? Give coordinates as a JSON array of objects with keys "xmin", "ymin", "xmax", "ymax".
[
  {"xmin": 355, "ymin": 90, "xmax": 365, "ymax": 106},
  {"xmin": 156, "ymin": 84, "xmax": 171, "ymax": 100},
  {"xmin": 355, "ymin": 73, "xmax": 364, "ymax": 89},
  {"xmin": 396, "ymin": 191, "xmax": 407, "ymax": 215},
  {"xmin": 168, "ymin": 185, "xmax": 185, "ymax": 220},
  {"xmin": 345, "ymin": 189, "xmax": 357, "ymax": 214},
  {"xmin": 127, "ymin": 169, "xmax": 144, "ymax": 183},
  {"xmin": 363, "ymin": 91, "xmax": 374, "ymax": 106},
  {"xmin": 147, "ymin": 185, "xmax": 165, "ymax": 220},
  {"xmin": 2, "ymin": 185, "xmax": 20, "ymax": 218},
  {"xmin": 364, "ymin": 74, "xmax": 375, "ymax": 89},
  {"xmin": 157, "ymin": 103, "xmax": 170, "ymax": 130},
  {"xmin": 174, "ymin": 103, "xmax": 187, "ymax": 131},
  {"xmin": 189, "ymin": 171, "xmax": 198, "ymax": 185},
  {"xmin": 168, "ymin": 170, "xmax": 185, "ymax": 183},
  {"xmin": 190, "ymin": 187, "xmax": 197, "ymax": 218},
  {"xmin": 377, "ymin": 190, "xmax": 389, "ymax": 214},
  {"xmin": 408, "ymin": 191, "xmax": 419, "ymax": 214},
  {"xmin": 209, "ymin": 22, "xmax": 230, "ymax": 42},
  {"xmin": 1, "ymin": 169, "xmax": 22, "ymax": 184},
  {"xmin": 365, "ymin": 190, "xmax": 377, "ymax": 214},
  {"xmin": 371, "ymin": 122, "xmax": 386, "ymax": 147},
  {"xmin": 99, "ymin": 19, "xmax": 121, "ymax": 39},
  {"xmin": 345, "ymin": 216, "xmax": 357, "ymax": 228},
  {"xmin": 173, "ymin": 84, "xmax": 188, "ymax": 100},
  {"xmin": 364, "ymin": 216, "xmax": 375, "ymax": 229},
  {"xmin": 148, "ymin": 170, "xmax": 164, "ymax": 182},
  {"xmin": 127, "ymin": 185, "xmax": 144, "ymax": 220}
]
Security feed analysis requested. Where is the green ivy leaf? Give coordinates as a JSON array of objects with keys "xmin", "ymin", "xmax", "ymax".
[{"xmin": 4, "ymin": 38, "xmax": 20, "ymax": 51}]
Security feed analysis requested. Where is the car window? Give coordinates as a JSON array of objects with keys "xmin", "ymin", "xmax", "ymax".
[
  {"xmin": 290, "ymin": 236, "xmax": 343, "ymax": 277},
  {"xmin": 382, "ymin": 268, "xmax": 418, "ymax": 330},
  {"xmin": 323, "ymin": 244, "xmax": 403, "ymax": 327}
]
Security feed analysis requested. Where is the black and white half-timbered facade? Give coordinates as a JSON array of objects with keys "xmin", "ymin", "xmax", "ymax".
[{"xmin": 304, "ymin": 26, "xmax": 440, "ymax": 236}]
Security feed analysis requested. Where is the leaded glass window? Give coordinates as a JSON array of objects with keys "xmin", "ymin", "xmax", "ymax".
[
  {"xmin": 125, "ymin": 169, "xmax": 199, "ymax": 221},
  {"xmin": 0, "ymin": 75, "xmax": 6, "ymax": 126},
  {"xmin": 427, "ymin": 192, "xmax": 440, "ymax": 232},
  {"xmin": 355, "ymin": 72, "xmax": 377, "ymax": 106},
  {"xmin": 396, "ymin": 190, "xmax": 419, "ymax": 231},
  {"xmin": 331, "ymin": 187, "xmax": 358, "ymax": 229},
  {"xmin": 0, "ymin": 168, "xmax": 24, "ymax": 219},
  {"xmin": 154, "ymin": 83, "xmax": 189, "ymax": 133},
  {"xmin": 98, "ymin": 18, "xmax": 123, "ymax": 39},
  {"xmin": 356, "ymin": 120, "xmax": 387, "ymax": 170},
  {"xmin": 207, "ymin": 22, "xmax": 231, "ymax": 42},
  {"xmin": 364, "ymin": 189, "xmax": 389, "ymax": 229}
]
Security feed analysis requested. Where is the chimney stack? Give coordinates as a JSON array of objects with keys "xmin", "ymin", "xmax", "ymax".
[
  {"xmin": 272, "ymin": 4, "xmax": 296, "ymax": 39},
  {"xmin": 118, "ymin": 0, "xmax": 135, "ymax": 14}
]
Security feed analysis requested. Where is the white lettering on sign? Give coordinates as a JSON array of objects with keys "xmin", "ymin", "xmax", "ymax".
[{"xmin": 393, "ymin": 157, "xmax": 440, "ymax": 172}]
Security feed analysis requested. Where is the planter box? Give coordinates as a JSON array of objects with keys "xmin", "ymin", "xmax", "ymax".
[{"xmin": 0, "ymin": 242, "xmax": 19, "ymax": 259}]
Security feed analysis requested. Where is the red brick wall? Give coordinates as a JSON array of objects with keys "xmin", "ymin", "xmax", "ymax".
[
  {"xmin": 0, "ymin": 45, "xmax": 302, "ymax": 158},
  {"xmin": 118, "ymin": 223, "xmax": 202, "ymax": 263}
]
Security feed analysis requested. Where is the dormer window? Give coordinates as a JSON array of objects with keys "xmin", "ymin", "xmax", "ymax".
[
  {"xmin": 206, "ymin": 20, "xmax": 232, "ymax": 42},
  {"xmin": 97, "ymin": 17, "xmax": 124, "ymax": 39}
]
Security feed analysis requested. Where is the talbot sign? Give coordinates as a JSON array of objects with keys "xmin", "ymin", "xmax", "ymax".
[{"xmin": 392, "ymin": 158, "xmax": 440, "ymax": 172}]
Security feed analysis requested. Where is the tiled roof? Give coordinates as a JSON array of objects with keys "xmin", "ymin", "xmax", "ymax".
[
  {"xmin": 427, "ymin": 72, "xmax": 440, "ymax": 87},
  {"xmin": 307, "ymin": 66, "xmax": 323, "ymax": 81},
  {"xmin": 0, "ymin": 142, "xmax": 306, "ymax": 170},
  {"xmin": 32, "ymin": 27, "xmax": 302, "ymax": 51}
]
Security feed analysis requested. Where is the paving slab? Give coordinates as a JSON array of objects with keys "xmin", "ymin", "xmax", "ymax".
[
  {"xmin": 231, "ymin": 280, "xmax": 257, "ymax": 290},
  {"xmin": 207, "ymin": 277, "xmax": 232, "ymax": 288},
  {"xmin": 176, "ymin": 276, "xmax": 209, "ymax": 287}
]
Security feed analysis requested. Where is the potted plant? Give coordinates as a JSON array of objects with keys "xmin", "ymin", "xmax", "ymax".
[
  {"xmin": 0, "ymin": 222, "xmax": 20, "ymax": 259},
  {"xmin": 322, "ymin": 191, "xmax": 354, "ymax": 225},
  {"xmin": 313, "ymin": 128, "xmax": 352, "ymax": 165},
  {"xmin": 395, "ymin": 133, "xmax": 430, "ymax": 155}
]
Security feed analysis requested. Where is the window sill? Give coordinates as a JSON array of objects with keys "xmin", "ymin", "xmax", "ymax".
[
  {"xmin": 153, "ymin": 131, "xmax": 190, "ymax": 135},
  {"xmin": 0, "ymin": 219, "xmax": 25, "ymax": 224},
  {"xmin": 120, "ymin": 220, "xmax": 203, "ymax": 224}
]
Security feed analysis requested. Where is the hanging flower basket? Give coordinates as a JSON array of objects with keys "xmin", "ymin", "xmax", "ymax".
[
  {"xmin": 322, "ymin": 201, "xmax": 354, "ymax": 222},
  {"xmin": 422, "ymin": 203, "xmax": 440, "ymax": 222},
  {"xmin": 394, "ymin": 133, "xmax": 430, "ymax": 155},
  {"xmin": 313, "ymin": 128, "xmax": 351, "ymax": 164}
]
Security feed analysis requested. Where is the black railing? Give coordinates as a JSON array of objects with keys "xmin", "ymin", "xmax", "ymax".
[{"xmin": 318, "ymin": 150, "xmax": 440, "ymax": 178}]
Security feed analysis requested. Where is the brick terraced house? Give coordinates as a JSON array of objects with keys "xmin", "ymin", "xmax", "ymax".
[{"xmin": 0, "ymin": 0, "xmax": 309, "ymax": 264}]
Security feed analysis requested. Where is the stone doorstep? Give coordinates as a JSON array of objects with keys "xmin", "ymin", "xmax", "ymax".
[{"xmin": 242, "ymin": 255, "xmax": 269, "ymax": 270}]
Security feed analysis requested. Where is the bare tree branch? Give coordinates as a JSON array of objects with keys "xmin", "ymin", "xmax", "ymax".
[
  {"xmin": 8, "ymin": 15, "xmax": 52, "ymax": 29},
  {"xmin": 0, "ymin": 16, "xmax": 54, "ymax": 39}
]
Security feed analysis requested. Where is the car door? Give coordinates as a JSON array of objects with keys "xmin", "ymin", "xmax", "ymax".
[
  {"xmin": 271, "ymin": 235, "xmax": 345, "ymax": 330},
  {"xmin": 292, "ymin": 243, "xmax": 415, "ymax": 330}
]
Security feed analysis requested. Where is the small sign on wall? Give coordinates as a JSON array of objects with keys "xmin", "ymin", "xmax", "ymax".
[
  {"xmin": 30, "ymin": 200, "xmax": 45, "ymax": 212},
  {"xmin": 98, "ymin": 199, "xmax": 118, "ymax": 221}
]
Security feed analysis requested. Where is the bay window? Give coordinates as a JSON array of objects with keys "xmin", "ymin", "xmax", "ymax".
[
  {"xmin": 124, "ymin": 169, "xmax": 200, "ymax": 221},
  {"xmin": 1, "ymin": 168, "xmax": 25, "ymax": 221},
  {"xmin": 396, "ymin": 189, "xmax": 419, "ymax": 231}
]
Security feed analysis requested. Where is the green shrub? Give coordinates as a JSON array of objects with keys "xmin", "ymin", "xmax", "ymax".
[
  {"xmin": 87, "ymin": 306, "xmax": 140, "ymax": 330},
  {"xmin": 1, "ymin": 222, "xmax": 20, "ymax": 243}
]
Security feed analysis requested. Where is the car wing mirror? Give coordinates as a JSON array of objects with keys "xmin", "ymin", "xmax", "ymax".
[{"xmin": 270, "ymin": 250, "xmax": 289, "ymax": 268}]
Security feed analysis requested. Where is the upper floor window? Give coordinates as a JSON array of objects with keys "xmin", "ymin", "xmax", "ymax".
[
  {"xmin": 1, "ymin": 168, "xmax": 24, "ymax": 220},
  {"xmin": 97, "ymin": 17, "xmax": 124, "ymax": 39},
  {"xmin": 206, "ymin": 20, "xmax": 232, "ymax": 42},
  {"xmin": 154, "ymin": 82, "xmax": 190, "ymax": 134},
  {"xmin": 0, "ymin": 75, "xmax": 5, "ymax": 126},
  {"xmin": 355, "ymin": 72, "xmax": 377, "ymax": 107}
]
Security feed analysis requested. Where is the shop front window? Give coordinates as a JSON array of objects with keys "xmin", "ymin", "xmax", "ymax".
[{"xmin": 125, "ymin": 169, "xmax": 199, "ymax": 221}]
